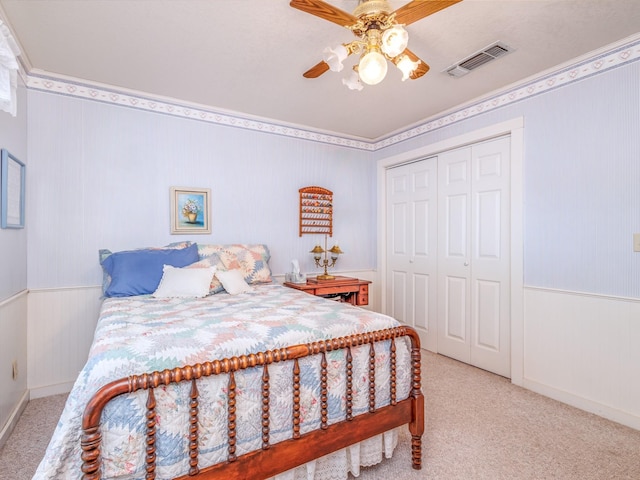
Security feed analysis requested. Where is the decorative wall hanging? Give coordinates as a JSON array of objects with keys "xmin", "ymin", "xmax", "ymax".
[
  {"xmin": 299, "ymin": 186, "xmax": 333, "ymax": 236},
  {"xmin": 170, "ymin": 187, "xmax": 211, "ymax": 234},
  {"xmin": 1, "ymin": 148, "xmax": 25, "ymax": 228}
]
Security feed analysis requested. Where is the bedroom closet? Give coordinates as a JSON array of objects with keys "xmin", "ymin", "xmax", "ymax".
[{"xmin": 385, "ymin": 135, "xmax": 511, "ymax": 377}]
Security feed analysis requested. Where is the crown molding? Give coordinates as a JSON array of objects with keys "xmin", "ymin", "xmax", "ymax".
[{"xmin": 24, "ymin": 34, "xmax": 640, "ymax": 152}]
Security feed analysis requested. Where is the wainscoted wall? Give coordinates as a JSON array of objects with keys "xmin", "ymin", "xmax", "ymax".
[
  {"xmin": 524, "ymin": 288, "xmax": 640, "ymax": 429},
  {"xmin": 27, "ymin": 287, "xmax": 103, "ymax": 399},
  {"xmin": 27, "ymin": 270, "xmax": 379, "ymax": 399},
  {"xmin": 0, "ymin": 293, "xmax": 28, "ymax": 447}
]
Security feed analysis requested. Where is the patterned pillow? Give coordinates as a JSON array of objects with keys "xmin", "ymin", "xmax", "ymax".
[
  {"xmin": 218, "ymin": 245, "xmax": 273, "ymax": 285},
  {"xmin": 197, "ymin": 244, "xmax": 273, "ymax": 287}
]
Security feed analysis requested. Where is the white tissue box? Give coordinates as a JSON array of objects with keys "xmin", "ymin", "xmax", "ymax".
[{"xmin": 285, "ymin": 273, "xmax": 307, "ymax": 284}]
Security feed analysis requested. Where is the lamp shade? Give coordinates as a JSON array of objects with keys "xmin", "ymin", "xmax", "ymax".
[
  {"xmin": 381, "ymin": 25, "xmax": 409, "ymax": 58},
  {"xmin": 396, "ymin": 54, "xmax": 420, "ymax": 81},
  {"xmin": 342, "ymin": 71, "xmax": 364, "ymax": 91},
  {"xmin": 323, "ymin": 44, "xmax": 348, "ymax": 72},
  {"xmin": 310, "ymin": 244, "xmax": 324, "ymax": 260},
  {"xmin": 358, "ymin": 51, "xmax": 388, "ymax": 85}
]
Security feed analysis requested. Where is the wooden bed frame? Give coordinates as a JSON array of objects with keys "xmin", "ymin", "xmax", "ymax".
[{"xmin": 80, "ymin": 326, "xmax": 424, "ymax": 480}]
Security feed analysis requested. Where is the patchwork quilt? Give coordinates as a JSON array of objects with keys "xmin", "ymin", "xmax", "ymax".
[{"xmin": 34, "ymin": 284, "xmax": 411, "ymax": 480}]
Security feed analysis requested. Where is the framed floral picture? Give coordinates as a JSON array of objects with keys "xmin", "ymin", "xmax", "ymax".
[{"xmin": 170, "ymin": 187, "xmax": 211, "ymax": 234}]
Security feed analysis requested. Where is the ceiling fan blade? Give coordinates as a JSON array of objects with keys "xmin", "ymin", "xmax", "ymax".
[
  {"xmin": 290, "ymin": 0, "xmax": 357, "ymax": 27},
  {"xmin": 403, "ymin": 49, "xmax": 430, "ymax": 79},
  {"xmin": 393, "ymin": 0, "xmax": 463, "ymax": 26},
  {"xmin": 303, "ymin": 61, "xmax": 331, "ymax": 78}
]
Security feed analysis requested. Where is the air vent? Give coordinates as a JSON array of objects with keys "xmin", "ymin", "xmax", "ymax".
[{"xmin": 446, "ymin": 42, "xmax": 513, "ymax": 78}]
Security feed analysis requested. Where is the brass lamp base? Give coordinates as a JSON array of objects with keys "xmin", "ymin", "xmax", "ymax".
[{"xmin": 316, "ymin": 274, "xmax": 335, "ymax": 280}]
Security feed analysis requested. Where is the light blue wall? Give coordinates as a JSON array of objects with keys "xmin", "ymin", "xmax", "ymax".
[
  {"xmin": 26, "ymin": 92, "xmax": 375, "ymax": 289},
  {"xmin": 22, "ymin": 58, "xmax": 640, "ymax": 300},
  {"xmin": 0, "ymin": 77, "xmax": 27, "ymax": 301},
  {"xmin": 374, "ymin": 61, "xmax": 640, "ymax": 299}
]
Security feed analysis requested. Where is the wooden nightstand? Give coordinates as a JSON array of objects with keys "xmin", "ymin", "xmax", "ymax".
[{"xmin": 283, "ymin": 276, "xmax": 371, "ymax": 306}]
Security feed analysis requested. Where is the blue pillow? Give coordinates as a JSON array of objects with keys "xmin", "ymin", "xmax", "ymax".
[{"xmin": 101, "ymin": 243, "xmax": 199, "ymax": 297}]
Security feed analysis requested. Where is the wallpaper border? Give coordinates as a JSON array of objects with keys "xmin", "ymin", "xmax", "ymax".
[{"xmin": 25, "ymin": 36, "xmax": 640, "ymax": 152}]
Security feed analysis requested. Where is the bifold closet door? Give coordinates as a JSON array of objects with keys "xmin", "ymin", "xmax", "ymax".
[
  {"xmin": 385, "ymin": 158, "xmax": 438, "ymax": 351},
  {"xmin": 437, "ymin": 136, "xmax": 511, "ymax": 377}
]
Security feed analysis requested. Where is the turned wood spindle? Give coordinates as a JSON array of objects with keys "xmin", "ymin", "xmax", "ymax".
[
  {"xmin": 345, "ymin": 347, "xmax": 353, "ymax": 421},
  {"xmin": 227, "ymin": 371, "xmax": 237, "ymax": 462},
  {"xmin": 390, "ymin": 337, "xmax": 397, "ymax": 406},
  {"xmin": 320, "ymin": 352, "xmax": 328, "ymax": 430},
  {"xmin": 262, "ymin": 364, "xmax": 270, "ymax": 449},
  {"xmin": 368, "ymin": 342, "xmax": 376, "ymax": 413},
  {"xmin": 145, "ymin": 388, "xmax": 157, "ymax": 480},
  {"xmin": 292, "ymin": 359, "xmax": 301, "ymax": 439},
  {"xmin": 188, "ymin": 379, "xmax": 200, "ymax": 476}
]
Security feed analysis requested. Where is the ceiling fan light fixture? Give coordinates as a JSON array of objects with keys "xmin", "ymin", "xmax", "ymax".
[
  {"xmin": 395, "ymin": 54, "xmax": 420, "ymax": 81},
  {"xmin": 322, "ymin": 44, "xmax": 349, "ymax": 72},
  {"xmin": 358, "ymin": 50, "xmax": 388, "ymax": 85},
  {"xmin": 342, "ymin": 71, "xmax": 364, "ymax": 91},
  {"xmin": 381, "ymin": 25, "xmax": 409, "ymax": 58}
]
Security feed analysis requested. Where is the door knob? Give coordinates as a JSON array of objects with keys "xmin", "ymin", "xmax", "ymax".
[{"xmin": 464, "ymin": 261, "xmax": 469, "ymax": 266}]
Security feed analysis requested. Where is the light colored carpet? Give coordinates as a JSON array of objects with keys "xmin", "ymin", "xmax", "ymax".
[{"xmin": 1, "ymin": 351, "xmax": 639, "ymax": 479}]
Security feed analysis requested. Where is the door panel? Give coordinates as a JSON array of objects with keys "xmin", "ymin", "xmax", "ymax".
[
  {"xmin": 445, "ymin": 276, "xmax": 467, "ymax": 341},
  {"xmin": 470, "ymin": 137, "xmax": 511, "ymax": 377},
  {"xmin": 477, "ymin": 190, "xmax": 501, "ymax": 258},
  {"xmin": 438, "ymin": 147, "xmax": 472, "ymax": 364},
  {"xmin": 446, "ymin": 194, "xmax": 467, "ymax": 257},
  {"xmin": 475, "ymin": 279, "xmax": 501, "ymax": 350},
  {"xmin": 413, "ymin": 273, "xmax": 429, "ymax": 331},
  {"xmin": 386, "ymin": 158, "xmax": 438, "ymax": 350},
  {"xmin": 438, "ymin": 136, "xmax": 511, "ymax": 377}
]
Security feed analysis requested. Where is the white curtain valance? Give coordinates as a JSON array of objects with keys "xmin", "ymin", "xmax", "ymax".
[{"xmin": 0, "ymin": 19, "xmax": 20, "ymax": 116}]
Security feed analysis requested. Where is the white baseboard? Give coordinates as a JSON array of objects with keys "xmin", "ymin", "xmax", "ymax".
[
  {"xmin": 523, "ymin": 379, "xmax": 640, "ymax": 430},
  {"xmin": 0, "ymin": 390, "xmax": 29, "ymax": 449},
  {"xmin": 29, "ymin": 381, "xmax": 75, "ymax": 400}
]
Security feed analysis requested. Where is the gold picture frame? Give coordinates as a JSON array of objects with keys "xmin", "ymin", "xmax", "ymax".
[{"xmin": 170, "ymin": 187, "xmax": 211, "ymax": 234}]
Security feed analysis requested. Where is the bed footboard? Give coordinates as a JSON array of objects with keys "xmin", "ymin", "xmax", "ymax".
[{"xmin": 81, "ymin": 326, "xmax": 424, "ymax": 480}]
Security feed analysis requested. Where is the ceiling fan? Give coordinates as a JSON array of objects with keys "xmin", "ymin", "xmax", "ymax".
[{"xmin": 290, "ymin": 0, "xmax": 462, "ymax": 90}]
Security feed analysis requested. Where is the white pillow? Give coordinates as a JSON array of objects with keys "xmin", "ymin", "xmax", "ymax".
[
  {"xmin": 153, "ymin": 265, "xmax": 216, "ymax": 298},
  {"xmin": 216, "ymin": 269, "xmax": 253, "ymax": 295}
]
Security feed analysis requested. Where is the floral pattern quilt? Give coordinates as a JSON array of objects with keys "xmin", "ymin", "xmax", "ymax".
[{"xmin": 34, "ymin": 284, "xmax": 412, "ymax": 480}]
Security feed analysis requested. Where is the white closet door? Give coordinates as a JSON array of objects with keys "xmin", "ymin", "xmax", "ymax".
[
  {"xmin": 437, "ymin": 136, "xmax": 511, "ymax": 377},
  {"xmin": 436, "ymin": 147, "xmax": 472, "ymax": 362},
  {"xmin": 385, "ymin": 158, "xmax": 438, "ymax": 350}
]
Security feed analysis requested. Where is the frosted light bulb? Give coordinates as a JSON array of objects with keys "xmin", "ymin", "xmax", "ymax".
[{"xmin": 358, "ymin": 51, "xmax": 388, "ymax": 85}]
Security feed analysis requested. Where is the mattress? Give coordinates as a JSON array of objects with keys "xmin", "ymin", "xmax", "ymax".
[{"xmin": 34, "ymin": 284, "xmax": 412, "ymax": 480}]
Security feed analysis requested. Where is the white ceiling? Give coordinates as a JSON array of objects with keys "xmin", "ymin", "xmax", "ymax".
[{"xmin": 2, "ymin": 0, "xmax": 640, "ymax": 140}]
